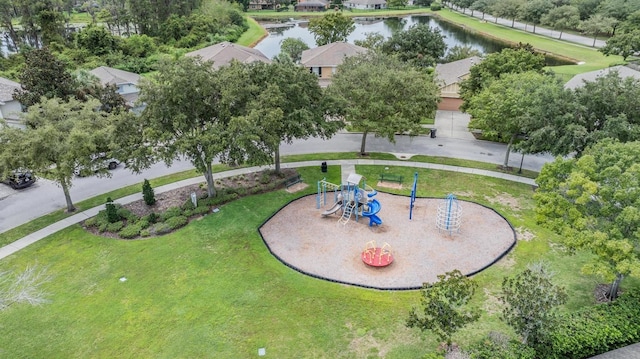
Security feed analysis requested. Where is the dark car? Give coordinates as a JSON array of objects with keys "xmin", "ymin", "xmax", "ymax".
[{"xmin": 1, "ymin": 171, "xmax": 36, "ymax": 189}]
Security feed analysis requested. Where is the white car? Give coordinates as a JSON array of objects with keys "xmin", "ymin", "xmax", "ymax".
[{"xmin": 74, "ymin": 153, "xmax": 120, "ymax": 177}]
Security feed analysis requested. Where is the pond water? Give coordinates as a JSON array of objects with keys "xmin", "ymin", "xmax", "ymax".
[{"xmin": 254, "ymin": 15, "xmax": 573, "ymax": 65}]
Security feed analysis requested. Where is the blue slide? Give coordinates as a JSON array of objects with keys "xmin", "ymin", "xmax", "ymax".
[{"xmin": 362, "ymin": 199, "xmax": 383, "ymax": 227}]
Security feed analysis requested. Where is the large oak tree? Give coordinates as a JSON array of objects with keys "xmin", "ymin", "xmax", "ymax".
[
  {"xmin": 2, "ymin": 97, "xmax": 123, "ymax": 212},
  {"xmin": 326, "ymin": 52, "xmax": 440, "ymax": 155},
  {"xmin": 534, "ymin": 140, "xmax": 640, "ymax": 300}
]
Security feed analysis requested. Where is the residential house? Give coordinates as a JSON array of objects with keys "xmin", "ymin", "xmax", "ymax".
[
  {"xmin": 300, "ymin": 42, "xmax": 368, "ymax": 87},
  {"xmin": 185, "ymin": 42, "xmax": 271, "ymax": 70},
  {"xmin": 434, "ymin": 56, "xmax": 482, "ymax": 111},
  {"xmin": 90, "ymin": 66, "xmax": 144, "ymax": 113},
  {"xmin": 343, "ymin": 0, "xmax": 387, "ymax": 10},
  {"xmin": 295, "ymin": 0, "xmax": 330, "ymax": 11},
  {"xmin": 248, "ymin": 0, "xmax": 275, "ymax": 10},
  {"xmin": 0, "ymin": 77, "xmax": 23, "ymax": 128},
  {"xmin": 564, "ymin": 65, "xmax": 640, "ymax": 90}
]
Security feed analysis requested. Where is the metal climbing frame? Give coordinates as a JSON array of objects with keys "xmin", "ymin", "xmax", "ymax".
[{"xmin": 436, "ymin": 193, "xmax": 463, "ymax": 236}]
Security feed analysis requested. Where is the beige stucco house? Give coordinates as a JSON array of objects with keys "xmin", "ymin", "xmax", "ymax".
[
  {"xmin": 300, "ymin": 42, "xmax": 368, "ymax": 86},
  {"xmin": 434, "ymin": 56, "xmax": 482, "ymax": 111}
]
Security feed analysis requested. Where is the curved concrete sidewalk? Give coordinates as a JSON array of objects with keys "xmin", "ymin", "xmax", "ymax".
[{"xmin": 0, "ymin": 159, "xmax": 535, "ymax": 261}]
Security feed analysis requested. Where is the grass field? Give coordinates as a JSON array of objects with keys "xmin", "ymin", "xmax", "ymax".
[
  {"xmin": 236, "ymin": 17, "xmax": 268, "ymax": 47},
  {"xmin": 432, "ymin": 9, "xmax": 624, "ymax": 76},
  {"xmin": 1, "ymin": 163, "xmax": 636, "ymax": 357},
  {"xmin": 0, "ymin": 154, "xmax": 537, "ymax": 248}
]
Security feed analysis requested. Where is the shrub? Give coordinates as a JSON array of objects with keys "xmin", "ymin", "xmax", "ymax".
[
  {"xmin": 183, "ymin": 209, "xmax": 193, "ymax": 217},
  {"xmin": 193, "ymin": 205, "xmax": 211, "ymax": 216},
  {"xmin": 105, "ymin": 197, "xmax": 119, "ymax": 223},
  {"xmin": 119, "ymin": 223, "xmax": 143, "ymax": 239},
  {"xmin": 259, "ymin": 172, "xmax": 271, "ymax": 184},
  {"xmin": 150, "ymin": 222, "xmax": 172, "ymax": 235},
  {"xmin": 98, "ymin": 222, "xmax": 109, "ymax": 233},
  {"xmin": 136, "ymin": 219, "xmax": 150, "ymax": 229},
  {"xmin": 182, "ymin": 198, "xmax": 196, "ymax": 210},
  {"xmin": 142, "ymin": 212, "xmax": 159, "ymax": 224},
  {"xmin": 84, "ymin": 217, "xmax": 97, "ymax": 227},
  {"xmin": 106, "ymin": 221, "xmax": 124, "ymax": 233},
  {"xmin": 236, "ymin": 187, "xmax": 247, "ymax": 196},
  {"xmin": 116, "ymin": 207, "xmax": 138, "ymax": 222},
  {"xmin": 431, "ymin": 2, "xmax": 442, "ymax": 10},
  {"xmin": 92, "ymin": 210, "xmax": 110, "ymax": 231},
  {"xmin": 165, "ymin": 215, "xmax": 188, "ymax": 230},
  {"xmin": 467, "ymin": 332, "xmax": 536, "ymax": 359},
  {"xmin": 140, "ymin": 229, "xmax": 151, "ymax": 237},
  {"xmin": 161, "ymin": 206, "xmax": 183, "ymax": 221},
  {"xmin": 142, "ymin": 179, "xmax": 156, "ymax": 206},
  {"xmin": 543, "ymin": 289, "xmax": 640, "ymax": 358}
]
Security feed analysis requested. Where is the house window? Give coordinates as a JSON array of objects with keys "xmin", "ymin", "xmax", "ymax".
[{"xmin": 311, "ymin": 67, "xmax": 322, "ymax": 76}]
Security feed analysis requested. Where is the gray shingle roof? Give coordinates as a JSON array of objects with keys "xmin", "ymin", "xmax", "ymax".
[
  {"xmin": 300, "ymin": 42, "xmax": 368, "ymax": 67},
  {"xmin": 0, "ymin": 77, "xmax": 21, "ymax": 103},
  {"xmin": 295, "ymin": 0, "xmax": 329, "ymax": 7},
  {"xmin": 89, "ymin": 66, "xmax": 141, "ymax": 86},
  {"xmin": 564, "ymin": 65, "xmax": 640, "ymax": 89},
  {"xmin": 344, "ymin": 0, "xmax": 386, "ymax": 5},
  {"xmin": 185, "ymin": 41, "xmax": 271, "ymax": 69},
  {"xmin": 434, "ymin": 56, "xmax": 482, "ymax": 87}
]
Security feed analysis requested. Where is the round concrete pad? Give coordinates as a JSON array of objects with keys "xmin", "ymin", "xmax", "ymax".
[{"xmin": 259, "ymin": 193, "xmax": 516, "ymax": 290}]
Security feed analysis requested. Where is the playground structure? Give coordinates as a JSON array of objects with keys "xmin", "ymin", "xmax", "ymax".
[
  {"xmin": 436, "ymin": 193, "xmax": 463, "ymax": 236},
  {"xmin": 317, "ymin": 173, "xmax": 382, "ymax": 226},
  {"xmin": 362, "ymin": 240, "xmax": 393, "ymax": 267},
  {"xmin": 409, "ymin": 172, "xmax": 418, "ymax": 220}
]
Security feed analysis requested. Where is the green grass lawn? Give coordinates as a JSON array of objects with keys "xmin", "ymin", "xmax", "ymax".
[
  {"xmin": 0, "ymin": 164, "xmax": 630, "ymax": 357},
  {"xmin": 246, "ymin": 7, "xmax": 430, "ymax": 18},
  {"xmin": 0, "ymin": 154, "xmax": 536, "ymax": 248},
  {"xmin": 236, "ymin": 17, "xmax": 268, "ymax": 47},
  {"xmin": 432, "ymin": 9, "xmax": 624, "ymax": 77}
]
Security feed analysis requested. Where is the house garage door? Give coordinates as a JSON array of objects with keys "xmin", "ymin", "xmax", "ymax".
[{"xmin": 438, "ymin": 98, "xmax": 463, "ymax": 111}]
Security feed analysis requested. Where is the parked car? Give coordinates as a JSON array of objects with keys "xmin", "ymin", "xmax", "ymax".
[
  {"xmin": 1, "ymin": 170, "xmax": 36, "ymax": 189},
  {"xmin": 74, "ymin": 153, "xmax": 120, "ymax": 177}
]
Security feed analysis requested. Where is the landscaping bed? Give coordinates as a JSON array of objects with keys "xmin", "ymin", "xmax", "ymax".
[{"xmin": 82, "ymin": 168, "xmax": 299, "ymax": 239}]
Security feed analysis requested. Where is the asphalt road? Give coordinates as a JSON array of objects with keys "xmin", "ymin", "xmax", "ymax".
[{"xmin": 0, "ymin": 132, "xmax": 554, "ymax": 234}]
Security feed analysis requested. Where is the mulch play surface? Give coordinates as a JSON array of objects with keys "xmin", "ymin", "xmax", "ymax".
[{"xmin": 259, "ymin": 192, "xmax": 516, "ymax": 290}]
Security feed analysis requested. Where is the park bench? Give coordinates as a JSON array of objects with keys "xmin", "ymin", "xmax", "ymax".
[
  {"xmin": 378, "ymin": 173, "xmax": 403, "ymax": 185},
  {"xmin": 285, "ymin": 174, "xmax": 303, "ymax": 188}
]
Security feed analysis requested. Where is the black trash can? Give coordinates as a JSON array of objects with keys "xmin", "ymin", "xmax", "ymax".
[
  {"xmin": 430, "ymin": 128, "xmax": 437, "ymax": 138},
  {"xmin": 321, "ymin": 161, "xmax": 328, "ymax": 173}
]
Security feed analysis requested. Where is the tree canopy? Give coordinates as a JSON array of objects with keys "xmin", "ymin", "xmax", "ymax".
[
  {"xmin": 308, "ymin": 12, "xmax": 355, "ymax": 46},
  {"xmin": 501, "ymin": 263, "xmax": 567, "ymax": 347},
  {"xmin": 13, "ymin": 48, "xmax": 77, "ymax": 109},
  {"xmin": 279, "ymin": 38, "xmax": 309, "ymax": 63},
  {"xmin": 600, "ymin": 29, "xmax": 640, "ymax": 60},
  {"xmin": 522, "ymin": 71, "xmax": 640, "ymax": 158},
  {"xmin": 381, "ymin": 23, "xmax": 447, "ymax": 67},
  {"xmin": 326, "ymin": 52, "xmax": 440, "ymax": 155},
  {"xmin": 541, "ymin": 5, "xmax": 581, "ymax": 39},
  {"xmin": 134, "ymin": 57, "xmax": 232, "ymax": 198},
  {"xmin": 2, "ymin": 97, "xmax": 123, "ymax": 212},
  {"xmin": 407, "ymin": 270, "xmax": 480, "ymax": 347},
  {"xmin": 466, "ymin": 71, "xmax": 567, "ymax": 168},
  {"xmin": 534, "ymin": 140, "xmax": 640, "ymax": 300},
  {"xmin": 459, "ymin": 47, "xmax": 545, "ymax": 109}
]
